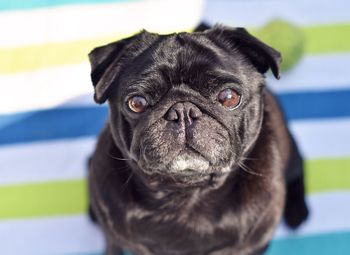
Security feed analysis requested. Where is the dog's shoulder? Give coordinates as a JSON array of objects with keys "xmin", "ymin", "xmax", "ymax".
[{"xmin": 263, "ymin": 89, "xmax": 292, "ymax": 167}]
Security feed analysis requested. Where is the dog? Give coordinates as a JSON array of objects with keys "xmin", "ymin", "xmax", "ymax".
[{"xmin": 87, "ymin": 24, "xmax": 309, "ymax": 255}]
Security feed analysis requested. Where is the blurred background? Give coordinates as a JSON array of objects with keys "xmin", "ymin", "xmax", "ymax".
[{"xmin": 0, "ymin": 0, "xmax": 349, "ymax": 254}]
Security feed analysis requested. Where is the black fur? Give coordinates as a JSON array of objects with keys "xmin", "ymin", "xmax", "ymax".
[{"xmin": 87, "ymin": 24, "xmax": 308, "ymax": 255}]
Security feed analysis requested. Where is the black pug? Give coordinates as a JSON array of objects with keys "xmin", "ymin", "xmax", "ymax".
[{"xmin": 87, "ymin": 24, "xmax": 309, "ymax": 255}]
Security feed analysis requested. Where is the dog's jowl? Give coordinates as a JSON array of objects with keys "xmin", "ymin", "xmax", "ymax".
[{"xmin": 87, "ymin": 24, "xmax": 309, "ymax": 255}]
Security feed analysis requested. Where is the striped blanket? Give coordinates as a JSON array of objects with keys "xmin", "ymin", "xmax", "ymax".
[{"xmin": 0, "ymin": 0, "xmax": 349, "ymax": 254}]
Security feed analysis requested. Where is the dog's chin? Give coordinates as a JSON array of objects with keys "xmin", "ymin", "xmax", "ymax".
[
  {"xmin": 137, "ymin": 150, "xmax": 233, "ymax": 187},
  {"xmin": 167, "ymin": 151, "xmax": 210, "ymax": 173}
]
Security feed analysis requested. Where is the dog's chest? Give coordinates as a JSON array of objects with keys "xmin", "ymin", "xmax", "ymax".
[
  {"xmin": 117, "ymin": 176, "xmax": 282, "ymax": 255},
  {"xmin": 126, "ymin": 212, "xmax": 239, "ymax": 255}
]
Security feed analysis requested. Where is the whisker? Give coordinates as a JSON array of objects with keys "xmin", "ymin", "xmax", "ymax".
[
  {"xmin": 121, "ymin": 169, "xmax": 134, "ymax": 192},
  {"xmin": 241, "ymin": 156, "xmax": 258, "ymax": 161},
  {"xmin": 106, "ymin": 151, "xmax": 132, "ymax": 161},
  {"xmin": 238, "ymin": 161, "xmax": 264, "ymax": 177},
  {"xmin": 114, "ymin": 165, "xmax": 132, "ymax": 173}
]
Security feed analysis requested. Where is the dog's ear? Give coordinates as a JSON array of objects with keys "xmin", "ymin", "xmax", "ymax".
[
  {"xmin": 206, "ymin": 25, "xmax": 282, "ymax": 79},
  {"xmin": 88, "ymin": 37, "xmax": 130, "ymax": 104},
  {"xmin": 88, "ymin": 31, "xmax": 155, "ymax": 104},
  {"xmin": 193, "ymin": 22, "xmax": 211, "ymax": 32}
]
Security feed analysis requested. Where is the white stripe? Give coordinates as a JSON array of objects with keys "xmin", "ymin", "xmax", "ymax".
[
  {"xmin": 275, "ymin": 191, "xmax": 350, "ymax": 239},
  {"xmin": 268, "ymin": 53, "xmax": 350, "ymax": 93},
  {"xmin": 0, "ymin": 63, "xmax": 94, "ymax": 114},
  {"xmin": 1, "ymin": 53, "xmax": 350, "ymax": 114},
  {"xmin": 290, "ymin": 118, "xmax": 350, "ymax": 159},
  {"xmin": 0, "ymin": 118, "xmax": 349, "ymax": 186},
  {"xmin": 0, "ymin": 215, "xmax": 104, "ymax": 255},
  {"xmin": 0, "ymin": 137, "xmax": 96, "ymax": 186},
  {"xmin": 204, "ymin": 0, "xmax": 350, "ymax": 27},
  {"xmin": 0, "ymin": 0, "xmax": 203, "ymax": 48},
  {"xmin": 0, "ymin": 192, "xmax": 349, "ymax": 254}
]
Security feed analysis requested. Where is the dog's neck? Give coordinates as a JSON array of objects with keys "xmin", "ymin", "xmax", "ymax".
[{"xmin": 125, "ymin": 165, "xmax": 240, "ymax": 215}]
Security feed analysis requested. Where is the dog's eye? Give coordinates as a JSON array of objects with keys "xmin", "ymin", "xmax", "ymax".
[
  {"xmin": 218, "ymin": 88, "xmax": 241, "ymax": 109},
  {"xmin": 127, "ymin": 96, "xmax": 148, "ymax": 113}
]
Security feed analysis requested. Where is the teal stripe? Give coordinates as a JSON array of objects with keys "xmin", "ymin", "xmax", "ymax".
[
  {"xmin": 65, "ymin": 251, "xmax": 132, "ymax": 255},
  {"xmin": 267, "ymin": 231, "xmax": 350, "ymax": 255},
  {"xmin": 68, "ymin": 232, "xmax": 350, "ymax": 255},
  {"xmin": 0, "ymin": 0, "xmax": 137, "ymax": 12}
]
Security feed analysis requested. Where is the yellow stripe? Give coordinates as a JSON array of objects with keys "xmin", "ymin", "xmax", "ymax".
[
  {"xmin": 0, "ymin": 27, "xmax": 193, "ymax": 75},
  {"xmin": 2, "ymin": 23, "xmax": 350, "ymax": 74},
  {"xmin": 0, "ymin": 34, "xmax": 126, "ymax": 74}
]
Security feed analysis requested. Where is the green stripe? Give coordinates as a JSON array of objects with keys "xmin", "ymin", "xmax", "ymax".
[
  {"xmin": 0, "ymin": 0, "xmax": 135, "ymax": 12},
  {"xmin": 1, "ymin": 23, "xmax": 350, "ymax": 74},
  {"xmin": 250, "ymin": 21, "xmax": 350, "ymax": 70},
  {"xmin": 303, "ymin": 23, "xmax": 350, "ymax": 54},
  {"xmin": 0, "ymin": 179, "xmax": 87, "ymax": 219},
  {"xmin": 0, "ymin": 157, "xmax": 349, "ymax": 219},
  {"xmin": 267, "ymin": 231, "xmax": 350, "ymax": 255},
  {"xmin": 252, "ymin": 22, "xmax": 350, "ymax": 56},
  {"xmin": 306, "ymin": 157, "xmax": 350, "ymax": 193}
]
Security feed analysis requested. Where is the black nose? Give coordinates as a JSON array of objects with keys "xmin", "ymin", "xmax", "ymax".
[{"xmin": 164, "ymin": 102, "xmax": 202, "ymax": 124}]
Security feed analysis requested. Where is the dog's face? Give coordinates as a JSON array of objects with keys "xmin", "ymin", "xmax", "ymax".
[{"xmin": 89, "ymin": 26, "xmax": 281, "ymax": 185}]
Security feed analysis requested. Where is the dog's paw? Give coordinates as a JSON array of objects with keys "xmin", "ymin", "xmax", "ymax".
[
  {"xmin": 284, "ymin": 198, "xmax": 309, "ymax": 229},
  {"xmin": 88, "ymin": 205, "xmax": 98, "ymax": 223},
  {"xmin": 105, "ymin": 244, "xmax": 124, "ymax": 255}
]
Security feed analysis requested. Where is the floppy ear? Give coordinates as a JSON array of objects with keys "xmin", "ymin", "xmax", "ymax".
[
  {"xmin": 193, "ymin": 22, "xmax": 211, "ymax": 32},
  {"xmin": 88, "ymin": 35, "xmax": 138, "ymax": 104},
  {"xmin": 206, "ymin": 25, "xmax": 282, "ymax": 79}
]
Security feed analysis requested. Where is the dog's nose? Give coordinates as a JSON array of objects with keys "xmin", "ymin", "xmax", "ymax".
[{"xmin": 164, "ymin": 102, "xmax": 202, "ymax": 124}]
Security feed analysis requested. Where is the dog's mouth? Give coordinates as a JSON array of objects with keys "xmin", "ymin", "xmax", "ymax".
[
  {"xmin": 133, "ymin": 145, "xmax": 235, "ymax": 187},
  {"xmin": 133, "ymin": 114, "xmax": 235, "ymax": 183},
  {"xmin": 136, "ymin": 140, "xmax": 235, "ymax": 181}
]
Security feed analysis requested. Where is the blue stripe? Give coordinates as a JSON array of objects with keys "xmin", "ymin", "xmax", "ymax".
[
  {"xmin": 0, "ymin": 107, "xmax": 108, "ymax": 145},
  {"xmin": 0, "ymin": 0, "xmax": 136, "ymax": 12},
  {"xmin": 1, "ymin": 89, "xmax": 350, "ymax": 145},
  {"xmin": 267, "ymin": 231, "xmax": 350, "ymax": 255},
  {"xmin": 278, "ymin": 89, "xmax": 350, "ymax": 120}
]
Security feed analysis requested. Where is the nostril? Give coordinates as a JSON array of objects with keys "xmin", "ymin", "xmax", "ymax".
[
  {"xmin": 165, "ymin": 102, "xmax": 202, "ymax": 123},
  {"xmin": 189, "ymin": 107, "xmax": 202, "ymax": 119},
  {"xmin": 165, "ymin": 108, "xmax": 179, "ymax": 121}
]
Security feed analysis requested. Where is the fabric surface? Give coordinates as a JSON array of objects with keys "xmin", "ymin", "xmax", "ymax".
[{"xmin": 0, "ymin": 0, "xmax": 349, "ymax": 254}]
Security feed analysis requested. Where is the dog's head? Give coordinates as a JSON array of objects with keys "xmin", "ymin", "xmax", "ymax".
[{"xmin": 89, "ymin": 25, "xmax": 281, "ymax": 186}]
